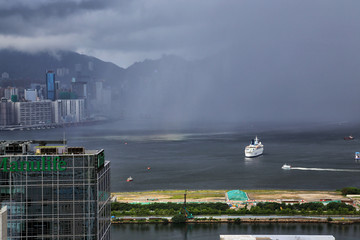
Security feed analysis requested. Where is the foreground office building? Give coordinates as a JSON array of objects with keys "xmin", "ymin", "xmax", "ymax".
[{"xmin": 0, "ymin": 140, "xmax": 111, "ymax": 239}]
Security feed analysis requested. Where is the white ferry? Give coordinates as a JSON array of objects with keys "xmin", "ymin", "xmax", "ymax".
[{"xmin": 244, "ymin": 136, "xmax": 264, "ymax": 158}]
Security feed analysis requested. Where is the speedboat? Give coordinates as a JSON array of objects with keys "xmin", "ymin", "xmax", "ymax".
[
  {"xmin": 244, "ymin": 136, "xmax": 264, "ymax": 158},
  {"xmin": 355, "ymin": 152, "xmax": 360, "ymax": 160},
  {"xmin": 281, "ymin": 164, "xmax": 291, "ymax": 170},
  {"xmin": 344, "ymin": 136, "xmax": 354, "ymax": 140},
  {"xmin": 126, "ymin": 176, "xmax": 133, "ymax": 182}
]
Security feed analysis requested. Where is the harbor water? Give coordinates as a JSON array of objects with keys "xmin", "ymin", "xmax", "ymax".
[
  {"xmin": 2, "ymin": 120, "xmax": 360, "ymax": 192},
  {"xmin": 2, "ymin": 120, "xmax": 360, "ymax": 239}
]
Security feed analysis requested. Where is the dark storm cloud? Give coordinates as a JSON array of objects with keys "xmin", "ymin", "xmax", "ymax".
[
  {"xmin": 2, "ymin": 0, "xmax": 360, "ymax": 67},
  {"xmin": 0, "ymin": 0, "xmax": 114, "ymax": 35},
  {"xmin": 0, "ymin": 0, "xmax": 110, "ymax": 18}
]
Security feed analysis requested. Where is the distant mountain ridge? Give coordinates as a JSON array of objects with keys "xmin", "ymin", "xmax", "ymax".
[
  {"xmin": 0, "ymin": 49, "xmax": 124, "ymax": 86},
  {"xmin": 1, "ymin": 48, "xmax": 360, "ymax": 124}
]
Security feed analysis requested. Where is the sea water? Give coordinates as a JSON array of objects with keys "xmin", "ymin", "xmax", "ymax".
[
  {"xmin": 3, "ymin": 120, "xmax": 360, "ymax": 191},
  {"xmin": 3, "ymin": 120, "xmax": 360, "ymax": 239}
]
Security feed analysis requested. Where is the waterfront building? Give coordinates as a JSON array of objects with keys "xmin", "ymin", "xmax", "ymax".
[
  {"xmin": 52, "ymin": 99, "xmax": 85, "ymax": 123},
  {"xmin": 15, "ymin": 101, "xmax": 52, "ymax": 125},
  {"xmin": 91, "ymin": 82, "xmax": 112, "ymax": 114},
  {"xmin": 46, "ymin": 71, "xmax": 56, "ymax": 101},
  {"xmin": 0, "ymin": 140, "xmax": 111, "ymax": 239},
  {"xmin": 0, "ymin": 101, "xmax": 16, "ymax": 126}
]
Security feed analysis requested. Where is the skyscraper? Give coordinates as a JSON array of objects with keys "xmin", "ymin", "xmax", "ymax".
[
  {"xmin": 46, "ymin": 71, "xmax": 56, "ymax": 101},
  {"xmin": 0, "ymin": 140, "xmax": 111, "ymax": 239}
]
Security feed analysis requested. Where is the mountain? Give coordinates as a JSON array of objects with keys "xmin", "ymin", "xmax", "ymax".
[
  {"xmin": 0, "ymin": 49, "xmax": 124, "ymax": 86},
  {"xmin": 1, "ymin": 48, "xmax": 360, "ymax": 126}
]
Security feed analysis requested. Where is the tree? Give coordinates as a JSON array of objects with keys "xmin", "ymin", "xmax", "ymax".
[
  {"xmin": 172, "ymin": 214, "xmax": 187, "ymax": 223},
  {"xmin": 341, "ymin": 187, "xmax": 360, "ymax": 196}
]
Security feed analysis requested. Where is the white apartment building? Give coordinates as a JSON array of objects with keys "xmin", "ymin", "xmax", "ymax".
[
  {"xmin": 15, "ymin": 101, "xmax": 52, "ymax": 125},
  {"xmin": 24, "ymin": 89, "xmax": 38, "ymax": 102},
  {"xmin": 52, "ymin": 99, "xmax": 85, "ymax": 123}
]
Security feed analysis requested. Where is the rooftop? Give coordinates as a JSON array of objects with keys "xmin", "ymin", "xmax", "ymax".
[{"xmin": 0, "ymin": 140, "xmax": 98, "ymax": 155}]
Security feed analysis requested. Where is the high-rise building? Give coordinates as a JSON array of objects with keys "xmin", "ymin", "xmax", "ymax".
[
  {"xmin": 4, "ymin": 87, "xmax": 18, "ymax": 100},
  {"xmin": 95, "ymin": 82, "xmax": 103, "ymax": 101},
  {"xmin": 56, "ymin": 68, "xmax": 70, "ymax": 77},
  {"xmin": 0, "ymin": 101, "xmax": 16, "ymax": 126},
  {"xmin": 46, "ymin": 71, "xmax": 56, "ymax": 101},
  {"xmin": 52, "ymin": 99, "xmax": 86, "ymax": 123},
  {"xmin": 24, "ymin": 89, "xmax": 38, "ymax": 102},
  {"xmin": 71, "ymin": 81, "xmax": 87, "ymax": 99},
  {"xmin": 0, "ymin": 140, "xmax": 111, "ymax": 239},
  {"xmin": 15, "ymin": 101, "xmax": 52, "ymax": 125}
]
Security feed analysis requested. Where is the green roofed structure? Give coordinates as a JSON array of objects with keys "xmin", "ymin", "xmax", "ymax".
[{"xmin": 226, "ymin": 190, "xmax": 248, "ymax": 201}]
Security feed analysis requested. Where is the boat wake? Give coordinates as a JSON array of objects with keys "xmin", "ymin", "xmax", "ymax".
[{"xmin": 291, "ymin": 167, "xmax": 360, "ymax": 172}]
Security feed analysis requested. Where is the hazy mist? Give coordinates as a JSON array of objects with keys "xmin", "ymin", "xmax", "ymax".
[{"xmin": 1, "ymin": 0, "xmax": 360, "ymax": 128}]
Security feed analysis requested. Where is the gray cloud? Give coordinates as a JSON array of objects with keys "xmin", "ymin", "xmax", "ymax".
[{"xmin": 0, "ymin": 0, "xmax": 360, "ymax": 68}]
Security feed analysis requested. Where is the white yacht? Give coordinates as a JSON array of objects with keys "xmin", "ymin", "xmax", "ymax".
[{"xmin": 244, "ymin": 136, "xmax": 264, "ymax": 158}]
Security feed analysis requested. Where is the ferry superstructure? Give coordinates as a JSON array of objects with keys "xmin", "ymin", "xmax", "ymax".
[{"xmin": 245, "ymin": 136, "xmax": 264, "ymax": 158}]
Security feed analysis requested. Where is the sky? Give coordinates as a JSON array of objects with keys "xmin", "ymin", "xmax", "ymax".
[{"xmin": 1, "ymin": 0, "xmax": 359, "ymax": 68}]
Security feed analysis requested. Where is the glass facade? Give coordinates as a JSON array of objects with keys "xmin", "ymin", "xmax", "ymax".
[
  {"xmin": 0, "ymin": 149, "xmax": 111, "ymax": 240},
  {"xmin": 46, "ymin": 72, "xmax": 56, "ymax": 101}
]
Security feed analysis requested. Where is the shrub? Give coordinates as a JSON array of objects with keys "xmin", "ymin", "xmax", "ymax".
[
  {"xmin": 234, "ymin": 218, "xmax": 241, "ymax": 224},
  {"xmin": 171, "ymin": 214, "xmax": 187, "ymax": 223}
]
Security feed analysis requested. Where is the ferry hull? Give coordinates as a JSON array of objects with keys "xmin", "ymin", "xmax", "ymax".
[{"xmin": 245, "ymin": 148, "xmax": 264, "ymax": 158}]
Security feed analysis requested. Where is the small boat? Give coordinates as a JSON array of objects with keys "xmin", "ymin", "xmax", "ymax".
[
  {"xmin": 147, "ymin": 167, "xmax": 151, "ymax": 170},
  {"xmin": 344, "ymin": 136, "xmax": 354, "ymax": 140},
  {"xmin": 126, "ymin": 176, "xmax": 133, "ymax": 182},
  {"xmin": 281, "ymin": 164, "xmax": 291, "ymax": 170},
  {"xmin": 355, "ymin": 152, "xmax": 360, "ymax": 160}
]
